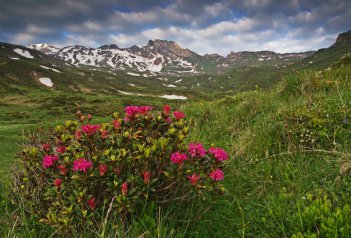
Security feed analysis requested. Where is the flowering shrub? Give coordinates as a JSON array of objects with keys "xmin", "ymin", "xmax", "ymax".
[{"xmin": 12, "ymin": 105, "xmax": 229, "ymax": 233}]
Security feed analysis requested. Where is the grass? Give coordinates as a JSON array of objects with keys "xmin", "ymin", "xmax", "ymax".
[{"xmin": 1, "ymin": 56, "xmax": 351, "ymax": 236}]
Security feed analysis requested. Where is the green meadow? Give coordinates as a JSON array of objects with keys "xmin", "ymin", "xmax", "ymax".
[{"xmin": 1, "ymin": 53, "xmax": 351, "ymax": 237}]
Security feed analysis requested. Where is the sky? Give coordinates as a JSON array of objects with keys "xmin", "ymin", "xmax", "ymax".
[{"xmin": 0, "ymin": 0, "xmax": 350, "ymax": 56}]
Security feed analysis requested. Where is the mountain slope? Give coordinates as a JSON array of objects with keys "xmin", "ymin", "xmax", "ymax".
[{"xmin": 301, "ymin": 30, "xmax": 351, "ymax": 68}]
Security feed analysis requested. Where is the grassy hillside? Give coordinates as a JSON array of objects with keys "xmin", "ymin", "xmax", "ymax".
[
  {"xmin": 182, "ymin": 57, "xmax": 351, "ymax": 237},
  {"xmin": 1, "ymin": 51, "xmax": 351, "ymax": 237}
]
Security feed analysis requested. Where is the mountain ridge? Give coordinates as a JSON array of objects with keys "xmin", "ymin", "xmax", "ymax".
[{"xmin": 27, "ymin": 39, "xmax": 312, "ymax": 75}]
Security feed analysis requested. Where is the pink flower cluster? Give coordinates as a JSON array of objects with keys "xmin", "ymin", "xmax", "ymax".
[
  {"xmin": 188, "ymin": 143, "xmax": 206, "ymax": 157},
  {"xmin": 143, "ymin": 171, "xmax": 151, "ymax": 184},
  {"xmin": 42, "ymin": 155, "xmax": 59, "ymax": 168},
  {"xmin": 170, "ymin": 152, "xmax": 188, "ymax": 165},
  {"xmin": 209, "ymin": 169, "xmax": 224, "ymax": 181},
  {"xmin": 209, "ymin": 147, "xmax": 228, "ymax": 162},
  {"xmin": 163, "ymin": 105, "xmax": 171, "ymax": 116},
  {"xmin": 56, "ymin": 146, "xmax": 66, "ymax": 154},
  {"xmin": 73, "ymin": 158, "xmax": 93, "ymax": 172},
  {"xmin": 81, "ymin": 124, "xmax": 101, "ymax": 136},
  {"xmin": 42, "ymin": 143, "xmax": 51, "ymax": 152},
  {"xmin": 188, "ymin": 173, "xmax": 201, "ymax": 185},
  {"xmin": 54, "ymin": 178, "xmax": 62, "ymax": 189},
  {"xmin": 125, "ymin": 106, "xmax": 153, "ymax": 117},
  {"xmin": 173, "ymin": 111, "xmax": 185, "ymax": 120}
]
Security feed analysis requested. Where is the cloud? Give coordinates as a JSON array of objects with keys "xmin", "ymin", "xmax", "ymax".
[{"xmin": 0, "ymin": 0, "xmax": 350, "ymax": 54}]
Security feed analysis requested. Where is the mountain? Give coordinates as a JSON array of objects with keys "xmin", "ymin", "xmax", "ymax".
[
  {"xmin": 27, "ymin": 39, "xmax": 312, "ymax": 75},
  {"xmin": 27, "ymin": 43, "xmax": 60, "ymax": 54},
  {"xmin": 27, "ymin": 40, "xmax": 200, "ymax": 75},
  {"xmin": 301, "ymin": 30, "xmax": 351, "ymax": 68},
  {"xmin": 1, "ymin": 29, "xmax": 350, "ymax": 97}
]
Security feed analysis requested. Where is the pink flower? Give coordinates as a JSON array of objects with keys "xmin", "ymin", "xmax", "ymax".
[
  {"xmin": 42, "ymin": 143, "xmax": 51, "ymax": 152},
  {"xmin": 54, "ymin": 178, "xmax": 62, "ymax": 189},
  {"xmin": 56, "ymin": 146, "xmax": 66, "ymax": 154},
  {"xmin": 139, "ymin": 106, "xmax": 153, "ymax": 115},
  {"xmin": 101, "ymin": 130, "xmax": 108, "ymax": 139},
  {"xmin": 125, "ymin": 105, "xmax": 152, "ymax": 118},
  {"xmin": 87, "ymin": 197, "xmax": 96, "ymax": 210},
  {"xmin": 57, "ymin": 164, "xmax": 67, "ymax": 176},
  {"xmin": 166, "ymin": 117, "xmax": 172, "ymax": 124},
  {"xmin": 170, "ymin": 152, "xmax": 188, "ymax": 165},
  {"xmin": 188, "ymin": 143, "xmax": 206, "ymax": 157},
  {"xmin": 42, "ymin": 155, "xmax": 59, "ymax": 168},
  {"xmin": 75, "ymin": 130, "xmax": 82, "ymax": 140},
  {"xmin": 112, "ymin": 119, "xmax": 121, "ymax": 130},
  {"xmin": 187, "ymin": 173, "xmax": 201, "ymax": 185},
  {"xmin": 209, "ymin": 169, "xmax": 224, "ymax": 181},
  {"xmin": 87, "ymin": 114, "xmax": 93, "ymax": 121},
  {"xmin": 143, "ymin": 171, "xmax": 151, "ymax": 184},
  {"xmin": 209, "ymin": 147, "xmax": 228, "ymax": 162},
  {"xmin": 73, "ymin": 158, "xmax": 93, "ymax": 172},
  {"xmin": 173, "ymin": 111, "xmax": 185, "ymax": 120},
  {"xmin": 163, "ymin": 105, "xmax": 171, "ymax": 115},
  {"xmin": 99, "ymin": 164, "xmax": 108, "ymax": 176},
  {"xmin": 121, "ymin": 182, "xmax": 128, "ymax": 196},
  {"xmin": 81, "ymin": 124, "xmax": 101, "ymax": 136}
]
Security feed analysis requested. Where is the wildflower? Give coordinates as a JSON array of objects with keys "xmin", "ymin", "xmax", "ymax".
[
  {"xmin": 188, "ymin": 143, "xmax": 206, "ymax": 157},
  {"xmin": 112, "ymin": 119, "xmax": 121, "ymax": 129},
  {"xmin": 54, "ymin": 178, "xmax": 62, "ymax": 189},
  {"xmin": 75, "ymin": 130, "xmax": 82, "ymax": 140},
  {"xmin": 99, "ymin": 164, "xmax": 108, "ymax": 176},
  {"xmin": 170, "ymin": 152, "xmax": 188, "ymax": 165},
  {"xmin": 42, "ymin": 155, "xmax": 59, "ymax": 168},
  {"xmin": 166, "ymin": 117, "xmax": 172, "ymax": 124},
  {"xmin": 80, "ymin": 115, "xmax": 85, "ymax": 122},
  {"xmin": 139, "ymin": 106, "xmax": 153, "ymax": 115},
  {"xmin": 209, "ymin": 147, "xmax": 228, "ymax": 162},
  {"xmin": 87, "ymin": 114, "xmax": 93, "ymax": 121},
  {"xmin": 163, "ymin": 105, "xmax": 171, "ymax": 115},
  {"xmin": 101, "ymin": 130, "xmax": 108, "ymax": 139},
  {"xmin": 187, "ymin": 173, "xmax": 201, "ymax": 185},
  {"xmin": 56, "ymin": 146, "xmax": 66, "ymax": 154},
  {"xmin": 73, "ymin": 158, "xmax": 93, "ymax": 172},
  {"xmin": 57, "ymin": 164, "xmax": 67, "ymax": 176},
  {"xmin": 125, "ymin": 105, "xmax": 152, "ymax": 118},
  {"xmin": 121, "ymin": 182, "xmax": 128, "ymax": 196},
  {"xmin": 81, "ymin": 124, "xmax": 101, "ymax": 136},
  {"xmin": 173, "ymin": 111, "xmax": 185, "ymax": 120},
  {"xmin": 209, "ymin": 169, "xmax": 224, "ymax": 181},
  {"xmin": 143, "ymin": 171, "xmax": 151, "ymax": 184},
  {"xmin": 87, "ymin": 197, "xmax": 96, "ymax": 210},
  {"xmin": 42, "ymin": 143, "xmax": 51, "ymax": 152}
]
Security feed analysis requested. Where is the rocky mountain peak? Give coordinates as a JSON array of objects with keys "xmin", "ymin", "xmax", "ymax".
[
  {"xmin": 98, "ymin": 44, "xmax": 120, "ymax": 50},
  {"xmin": 146, "ymin": 39, "xmax": 194, "ymax": 58},
  {"xmin": 335, "ymin": 30, "xmax": 351, "ymax": 44}
]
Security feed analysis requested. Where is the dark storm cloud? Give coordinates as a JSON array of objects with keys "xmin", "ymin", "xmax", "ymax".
[{"xmin": 0, "ymin": 0, "xmax": 350, "ymax": 54}]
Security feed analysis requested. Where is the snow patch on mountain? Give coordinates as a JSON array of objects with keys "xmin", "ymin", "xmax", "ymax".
[
  {"xmin": 40, "ymin": 65, "xmax": 62, "ymax": 73},
  {"xmin": 163, "ymin": 83, "xmax": 177, "ymax": 88},
  {"xmin": 13, "ymin": 48, "xmax": 34, "ymax": 59},
  {"xmin": 39, "ymin": 77, "xmax": 53, "ymax": 87},
  {"xmin": 127, "ymin": 72, "xmax": 140, "ymax": 76},
  {"xmin": 28, "ymin": 43, "xmax": 59, "ymax": 54},
  {"xmin": 160, "ymin": 95, "xmax": 187, "ymax": 100}
]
